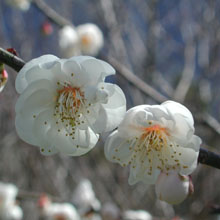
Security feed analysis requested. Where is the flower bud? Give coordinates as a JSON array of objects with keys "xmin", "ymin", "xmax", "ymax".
[
  {"xmin": 0, "ymin": 69, "xmax": 8, "ymax": 92},
  {"xmin": 155, "ymin": 171, "xmax": 193, "ymax": 205},
  {"xmin": 41, "ymin": 21, "xmax": 53, "ymax": 36}
]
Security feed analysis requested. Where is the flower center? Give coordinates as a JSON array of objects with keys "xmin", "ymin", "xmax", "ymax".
[
  {"xmin": 81, "ymin": 35, "xmax": 92, "ymax": 46},
  {"xmin": 140, "ymin": 124, "xmax": 169, "ymax": 152},
  {"xmin": 54, "ymin": 85, "xmax": 89, "ymax": 137}
]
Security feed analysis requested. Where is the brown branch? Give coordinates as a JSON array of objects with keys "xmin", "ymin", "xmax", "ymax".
[
  {"xmin": 199, "ymin": 147, "xmax": 220, "ymax": 169},
  {"xmin": 0, "ymin": 48, "xmax": 25, "ymax": 72}
]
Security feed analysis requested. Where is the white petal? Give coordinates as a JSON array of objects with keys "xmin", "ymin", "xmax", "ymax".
[
  {"xmin": 170, "ymin": 114, "xmax": 195, "ymax": 146},
  {"xmin": 155, "ymin": 171, "xmax": 189, "ymax": 205},
  {"xmin": 15, "ymin": 115, "xmax": 39, "ymax": 146},
  {"xmin": 73, "ymin": 127, "xmax": 98, "ymax": 148},
  {"xmin": 162, "ymin": 100, "xmax": 194, "ymax": 127},
  {"xmin": 118, "ymin": 105, "xmax": 152, "ymax": 138},
  {"xmin": 40, "ymin": 145, "xmax": 59, "ymax": 156},
  {"xmin": 104, "ymin": 131, "xmax": 133, "ymax": 166},
  {"xmin": 16, "ymin": 55, "xmax": 59, "ymax": 93},
  {"xmin": 33, "ymin": 110, "xmax": 78, "ymax": 155},
  {"xmin": 16, "ymin": 87, "xmax": 54, "ymax": 116},
  {"xmin": 92, "ymin": 84, "xmax": 126, "ymax": 133},
  {"xmin": 185, "ymin": 135, "xmax": 202, "ymax": 151},
  {"xmin": 15, "ymin": 80, "xmax": 55, "ymax": 146},
  {"xmin": 128, "ymin": 151, "xmax": 161, "ymax": 185},
  {"xmin": 77, "ymin": 56, "xmax": 115, "ymax": 84},
  {"xmin": 176, "ymin": 146, "xmax": 199, "ymax": 175},
  {"xmin": 69, "ymin": 127, "xmax": 99, "ymax": 156}
]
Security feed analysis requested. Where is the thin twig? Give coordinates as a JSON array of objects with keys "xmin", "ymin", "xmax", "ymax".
[
  {"xmin": 173, "ymin": 42, "xmax": 196, "ymax": 102},
  {"xmin": 32, "ymin": 0, "xmax": 72, "ymax": 27},
  {"xmin": 105, "ymin": 55, "xmax": 168, "ymax": 103},
  {"xmin": 0, "ymin": 48, "xmax": 25, "ymax": 72},
  {"xmin": 202, "ymin": 113, "xmax": 220, "ymax": 136},
  {"xmin": 17, "ymin": 189, "xmax": 62, "ymax": 202}
]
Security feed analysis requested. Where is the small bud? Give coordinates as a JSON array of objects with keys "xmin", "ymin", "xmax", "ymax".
[
  {"xmin": 155, "ymin": 171, "xmax": 193, "ymax": 205},
  {"xmin": 41, "ymin": 21, "xmax": 53, "ymax": 36},
  {"xmin": 7, "ymin": 48, "xmax": 18, "ymax": 56},
  {"xmin": 0, "ymin": 69, "xmax": 8, "ymax": 92}
]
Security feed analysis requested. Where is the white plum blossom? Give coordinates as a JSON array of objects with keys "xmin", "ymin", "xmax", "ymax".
[
  {"xmin": 5, "ymin": 0, "xmax": 30, "ymax": 10},
  {"xmin": 15, "ymin": 55, "xmax": 126, "ymax": 156},
  {"xmin": 76, "ymin": 23, "xmax": 104, "ymax": 56},
  {"xmin": 38, "ymin": 194, "xmax": 80, "ymax": 220},
  {"xmin": 0, "ymin": 182, "xmax": 18, "ymax": 208},
  {"xmin": 59, "ymin": 26, "xmax": 80, "ymax": 58},
  {"xmin": 105, "ymin": 101, "xmax": 201, "ymax": 185},
  {"xmin": 1, "ymin": 204, "xmax": 23, "ymax": 220},
  {"xmin": 72, "ymin": 179, "xmax": 101, "ymax": 214},
  {"xmin": 122, "ymin": 210, "xmax": 152, "ymax": 220},
  {"xmin": 155, "ymin": 170, "xmax": 192, "ymax": 205},
  {"xmin": 0, "ymin": 182, "xmax": 23, "ymax": 220},
  {"xmin": 0, "ymin": 69, "xmax": 8, "ymax": 92}
]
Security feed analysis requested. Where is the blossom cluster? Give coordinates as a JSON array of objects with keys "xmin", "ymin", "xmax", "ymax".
[
  {"xmin": 15, "ymin": 55, "xmax": 202, "ymax": 205},
  {"xmin": 59, "ymin": 24, "xmax": 104, "ymax": 57},
  {"xmin": 0, "ymin": 182, "xmax": 23, "ymax": 220},
  {"xmin": 0, "ymin": 179, "xmax": 154, "ymax": 220}
]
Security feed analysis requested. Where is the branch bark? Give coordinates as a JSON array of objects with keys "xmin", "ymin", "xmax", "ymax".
[
  {"xmin": 0, "ymin": 48, "xmax": 25, "ymax": 72},
  {"xmin": 199, "ymin": 147, "xmax": 220, "ymax": 169}
]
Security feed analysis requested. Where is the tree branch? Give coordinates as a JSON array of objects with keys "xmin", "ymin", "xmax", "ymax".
[
  {"xmin": 32, "ymin": 0, "xmax": 72, "ymax": 27},
  {"xmin": 104, "ymin": 55, "xmax": 168, "ymax": 103},
  {"xmin": 199, "ymin": 147, "xmax": 220, "ymax": 169},
  {"xmin": 0, "ymin": 48, "xmax": 25, "ymax": 72}
]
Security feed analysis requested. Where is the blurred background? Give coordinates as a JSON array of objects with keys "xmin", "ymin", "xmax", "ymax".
[{"xmin": 0, "ymin": 0, "xmax": 220, "ymax": 219}]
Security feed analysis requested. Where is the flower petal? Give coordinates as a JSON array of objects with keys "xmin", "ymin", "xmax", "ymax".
[
  {"xmin": 92, "ymin": 84, "xmax": 126, "ymax": 133},
  {"xmin": 16, "ymin": 55, "xmax": 58, "ymax": 93},
  {"xmin": 104, "ymin": 131, "xmax": 133, "ymax": 166},
  {"xmin": 162, "ymin": 100, "xmax": 194, "ymax": 127}
]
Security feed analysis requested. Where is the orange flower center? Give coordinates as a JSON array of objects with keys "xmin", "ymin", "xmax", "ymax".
[
  {"xmin": 81, "ymin": 35, "xmax": 92, "ymax": 46},
  {"xmin": 140, "ymin": 124, "xmax": 169, "ymax": 152}
]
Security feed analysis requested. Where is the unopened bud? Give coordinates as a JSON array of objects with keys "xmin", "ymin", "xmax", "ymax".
[
  {"xmin": 155, "ymin": 171, "xmax": 193, "ymax": 205},
  {"xmin": 41, "ymin": 21, "xmax": 53, "ymax": 36},
  {"xmin": 0, "ymin": 69, "xmax": 8, "ymax": 92}
]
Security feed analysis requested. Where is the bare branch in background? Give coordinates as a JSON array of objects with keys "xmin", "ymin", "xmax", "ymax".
[
  {"xmin": 174, "ymin": 42, "xmax": 196, "ymax": 102},
  {"xmin": 32, "ymin": 0, "xmax": 72, "ymax": 27},
  {"xmin": 105, "ymin": 55, "xmax": 168, "ymax": 103},
  {"xmin": 202, "ymin": 113, "xmax": 220, "ymax": 136}
]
